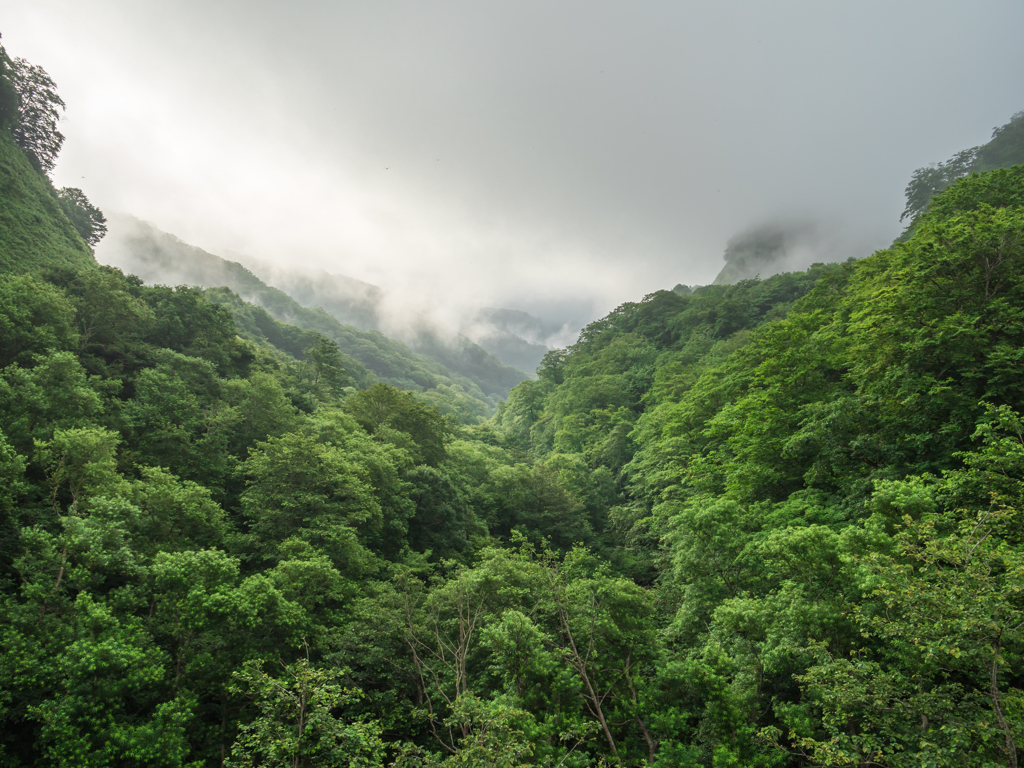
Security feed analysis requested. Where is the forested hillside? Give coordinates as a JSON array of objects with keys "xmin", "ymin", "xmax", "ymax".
[
  {"xmin": 98, "ymin": 215, "xmax": 528, "ymax": 406},
  {"xmin": 1, "ymin": 36, "xmax": 1022, "ymax": 768},
  {"xmin": 101, "ymin": 216, "xmax": 559, "ymax": 379}
]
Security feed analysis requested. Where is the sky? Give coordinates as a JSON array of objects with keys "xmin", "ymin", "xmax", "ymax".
[{"xmin": 3, "ymin": 0, "xmax": 1024, "ymax": 326}]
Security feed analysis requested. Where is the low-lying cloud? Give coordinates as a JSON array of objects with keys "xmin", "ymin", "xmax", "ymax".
[{"xmin": 6, "ymin": 0, "xmax": 1024, "ymax": 329}]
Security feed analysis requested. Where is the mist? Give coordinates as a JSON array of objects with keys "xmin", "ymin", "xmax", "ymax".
[{"xmin": 5, "ymin": 0, "xmax": 1024, "ymax": 328}]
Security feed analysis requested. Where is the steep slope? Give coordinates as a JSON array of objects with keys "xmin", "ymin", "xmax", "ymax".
[
  {"xmin": 974, "ymin": 110, "xmax": 1024, "ymax": 172},
  {"xmin": 709, "ymin": 221, "xmax": 852, "ymax": 286},
  {"xmin": 0, "ymin": 130, "xmax": 94, "ymax": 274},
  {"xmin": 711, "ymin": 222, "xmax": 814, "ymax": 284}
]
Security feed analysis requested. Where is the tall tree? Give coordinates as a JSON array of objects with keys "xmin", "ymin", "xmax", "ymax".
[
  {"xmin": 56, "ymin": 188, "xmax": 107, "ymax": 248},
  {"xmin": 8, "ymin": 56, "xmax": 64, "ymax": 175},
  {"xmin": 0, "ymin": 35, "xmax": 19, "ymax": 129}
]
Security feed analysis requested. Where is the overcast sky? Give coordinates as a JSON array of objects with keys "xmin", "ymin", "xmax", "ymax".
[{"xmin": 4, "ymin": 0, "xmax": 1024, "ymax": 323}]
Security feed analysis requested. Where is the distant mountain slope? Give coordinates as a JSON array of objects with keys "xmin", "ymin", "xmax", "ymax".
[
  {"xmin": 227, "ymin": 251, "xmax": 382, "ymax": 331},
  {"xmin": 404, "ymin": 329, "xmax": 535, "ymax": 395},
  {"xmin": 0, "ymin": 130, "xmax": 95, "ymax": 274},
  {"xmin": 471, "ymin": 308, "xmax": 558, "ymax": 374},
  {"xmin": 96, "ymin": 215, "xmax": 526, "ymax": 402},
  {"xmin": 225, "ymin": 249, "xmax": 562, "ymax": 376}
]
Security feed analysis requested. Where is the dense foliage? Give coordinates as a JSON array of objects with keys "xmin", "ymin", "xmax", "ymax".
[
  {"xmin": 6, "ymin": 52, "xmax": 64, "ymax": 176},
  {"xmin": 1, "ymin": 39, "xmax": 1022, "ymax": 768}
]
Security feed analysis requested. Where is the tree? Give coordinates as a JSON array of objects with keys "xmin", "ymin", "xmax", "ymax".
[
  {"xmin": 0, "ymin": 273, "xmax": 78, "ymax": 369},
  {"xmin": 901, "ymin": 111, "xmax": 1024, "ymax": 225},
  {"xmin": 8, "ymin": 56, "xmax": 65, "ymax": 175},
  {"xmin": 0, "ymin": 35, "xmax": 20, "ymax": 129},
  {"xmin": 404, "ymin": 465, "xmax": 481, "ymax": 559},
  {"xmin": 302, "ymin": 335, "xmax": 351, "ymax": 401},
  {"xmin": 797, "ymin": 505, "xmax": 1023, "ymax": 767},
  {"xmin": 56, "ymin": 188, "xmax": 107, "ymax": 248},
  {"xmin": 16, "ymin": 594, "xmax": 197, "ymax": 767},
  {"xmin": 227, "ymin": 655, "xmax": 384, "ymax": 768},
  {"xmin": 392, "ymin": 694, "xmax": 540, "ymax": 768},
  {"xmin": 240, "ymin": 431, "xmax": 380, "ymax": 572},
  {"xmin": 901, "ymin": 147, "xmax": 981, "ymax": 223},
  {"xmin": 345, "ymin": 384, "xmax": 451, "ymax": 467},
  {"xmin": 541, "ymin": 545, "xmax": 658, "ymax": 761}
]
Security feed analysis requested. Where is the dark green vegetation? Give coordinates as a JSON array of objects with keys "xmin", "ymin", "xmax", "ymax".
[
  {"xmin": 56, "ymin": 187, "xmax": 107, "ymax": 248},
  {"xmin": 1, "ymin": 41, "xmax": 1023, "ymax": 767},
  {"xmin": 0, "ymin": 37, "xmax": 94, "ymax": 274}
]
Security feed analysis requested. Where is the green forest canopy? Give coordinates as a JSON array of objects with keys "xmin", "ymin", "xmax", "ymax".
[{"xmin": 0, "ymin": 37, "xmax": 1023, "ymax": 768}]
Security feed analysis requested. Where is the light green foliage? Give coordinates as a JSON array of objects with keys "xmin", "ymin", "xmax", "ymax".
[
  {"xmin": 541, "ymin": 545, "xmax": 658, "ymax": 760},
  {"xmin": 307, "ymin": 408, "xmax": 418, "ymax": 557},
  {"xmin": 795, "ymin": 410, "xmax": 1024, "ymax": 767},
  {"xmin": 60, "ymin": 266, "xmax": 155, "ymax": 375},
  {"xmin": 227, "ymin": 656, "xmax": 385, "ymax": 768},
  {"xmin": 0, "ymin": 130, "xmax": 94, "ymax": 273},
  {"xmin": 140, "ymin": 283, "xmax": 250, "ymax": 375},
  {"xmin": 127, "ymin": 466, "xmax": 228, "ymax": 555},
  {"xmin": 124, "ymin": 355, "xmax": 217, "ymax": 460},
  {"xmin": 359, "ymin": 543, "xmax": 656, "ymax": 764},
  {"xmin": 419, "ymin": 382, "xmax": 493, "ymax": 425},
  {"xmin": 481, "ymin": 610, "xmax": 557, "ymax": 701},
  {"xmin": 392, "ymin": 693, "xmax": 540, "ymax": 768},
  {"xmin": 902, "ymin": 110, "xmax": 1024, "ymax": 224},
  {"xmin": 149, "ymin": 548, "xmax": 244, "ymax": 687},
  {"xmin": 223, "ymin": 371, "xmax": 302, "ymax": 453},
  {"xmin": 14, "ymin": 593, "xmax": 197, "ymax": 768},
  {"xmin": 0, "ymin": 351, "xmax": 104, "ymax": 452},
  {"xmin": 302, "ymin": 334, "xmax": 352, "ymax": 402},
  {"xmin": 35, "ymin": 426, "xmax": 122, "ymax": 512}
]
